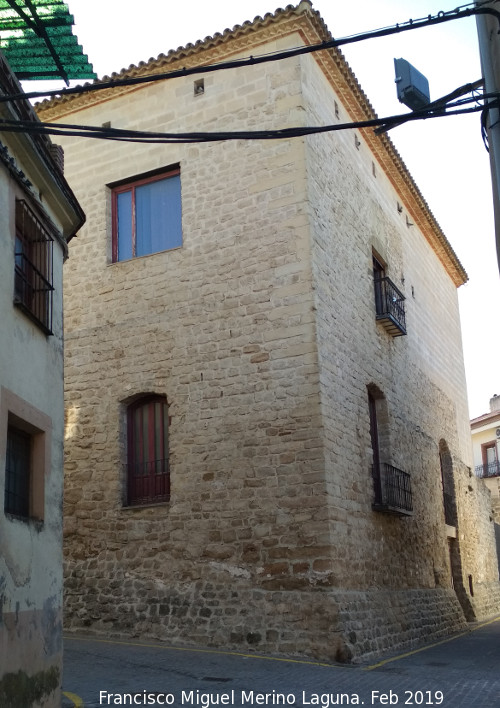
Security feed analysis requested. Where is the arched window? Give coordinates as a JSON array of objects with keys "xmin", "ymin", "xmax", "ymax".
[
  {"xmin": 126, "ymin": 395, "xmax": 170, "ymax": 506},
  {"xmin": 367, "ymin": 385, "xmax": 412, "ymax": 515}
]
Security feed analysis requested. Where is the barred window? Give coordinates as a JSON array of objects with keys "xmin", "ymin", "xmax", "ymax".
[{"xmin": 14, "ymin": 199, "xmax": 54, "ymax": 334}]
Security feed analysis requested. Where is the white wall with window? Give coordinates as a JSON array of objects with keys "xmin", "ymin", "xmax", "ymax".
[
  {"xmin": 0, "ymin": 57, "xmax": 85, "ymax": 704},
  {"xmin": 471, "ymin": 395, "xmax": 500, "ymax": 479}
]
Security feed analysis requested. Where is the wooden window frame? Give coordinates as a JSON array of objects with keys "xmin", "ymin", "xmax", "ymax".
[
  {"xmin": 111, "ymin": 167, "xmax": 181, "ymax": 263},
  {"xmin": 126, "ymin": 395, "xmax": 170, "ymax": 507},
  {"xmin": 482, "ymin": 440, "xmax": 498, "ymax": 467}
]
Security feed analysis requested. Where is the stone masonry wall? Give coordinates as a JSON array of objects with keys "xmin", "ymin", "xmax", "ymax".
[
  {"xmin": 58, "ymin": 44, "xmax": 353, "ymax": 660},
  {"xmin": 47, "ymin": 18, "xmax": 500, "ymax": 662},
  {"xmin": 455, "ymin": 464, "xmax": 500, "ymax": 618},
  {"xmin": 299, "ymin": 46, "xmax": 500, "ymax": 649}
]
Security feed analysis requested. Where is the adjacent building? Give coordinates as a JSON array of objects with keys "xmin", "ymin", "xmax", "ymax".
[
  {"xmin": 472, "ymin": 394, "xmax": 500, "ymax": 531},
  {"xmin": 0, "ymin": 53, "xmax": 85, "ymax": 708},
  {"xmin": 38, "ymin": 1, "xmax": 500, "ymax": 661}
]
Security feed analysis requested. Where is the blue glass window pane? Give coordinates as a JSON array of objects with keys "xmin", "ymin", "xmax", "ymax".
[
  {"xmin": 117, "ymin": 191, "xmax": 133, "ymax": 261},
  {"xmin": 135, "ymin": 175, "xmax": 182, "ymax": 257}
]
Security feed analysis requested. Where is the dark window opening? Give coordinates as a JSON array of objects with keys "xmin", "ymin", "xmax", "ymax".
[
  {"xmin": 194, "ymin": 78, "xmax": 205, "ymax": 95},
  {"xmin": 4, "ymin": 424, "xmax": 31, "ymax": 518},
  {"xmin": 368, "ymin": 388, "xmax": 412, "ymax": 516},
  {"xmin": 14, "ymin": 199, "xmax": 54, "ymax": 334},
  {"xmin": 126, "ymin": 395, "xmax": 170, "ymax": 506},
  {"xmin": 373, "ymin": 255, "xmax": 406, "ymax": 337},
  {"xmin": 440, "ymin": 441, "xmax": 457, "ymax": 527}
]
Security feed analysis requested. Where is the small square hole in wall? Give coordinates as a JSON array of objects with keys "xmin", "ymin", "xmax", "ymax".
[
  {"xmin": 102, "ymin": 121, "xmax": 111, "ymax": 129},
  {"xmin": 194, "ymin": 79, "xmax": 205, "ymax": 96}
]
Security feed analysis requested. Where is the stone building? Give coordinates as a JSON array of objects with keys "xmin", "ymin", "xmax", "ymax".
[
  {"xmin": 472, "ymin": 394, "xmax": 500, "ymax": 480},
  {"xmin": 471, "ymin": 395, "xmax": 500, "ymax": 564},
  {"xmin": 38, "ymin": 2, "xmax": 500, "ymax": 661},
  {"xmin": 0, "ymin": 54, "xmax": 85, "ymax": 708}
]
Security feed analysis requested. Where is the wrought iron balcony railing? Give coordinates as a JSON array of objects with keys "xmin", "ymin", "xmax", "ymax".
[
  {"xmin": 372, "ymin": 462, "xmax": 413, "ymax": 515},
  {"xmin": 474, "ymin": 460, "xmax": 500, "ymax": 479},
  {"xmin": 126, "ymin": 458, "xmax": 170, "ymax": 506},
  {"xmin": 374, "ymin": 276, "xmax": 407, "ymax": 337}
]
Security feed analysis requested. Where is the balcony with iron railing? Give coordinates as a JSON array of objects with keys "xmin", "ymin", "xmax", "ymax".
[
  {"xmin": 372, "ymin": 462, "xmax": 413, "ymax": 515},
  {"xmin": 374, "ymin": 277, "xmax": 407, "ymax": 337},
  {"xmin": 474, "ymin": 460, "xmax": 500, "ymax": 479},
  {"xmin": 126, "ymin": 458, "xmax": 170, "ymax": 506}
]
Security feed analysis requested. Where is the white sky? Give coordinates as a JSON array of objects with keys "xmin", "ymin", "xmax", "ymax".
[{"xmin": 29, "ymin": 0, "xmax": 500, "ymax": 418}]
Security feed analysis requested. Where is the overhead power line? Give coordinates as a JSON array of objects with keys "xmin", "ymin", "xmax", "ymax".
[
  {"xmin": 0, "ymin": 2, "xmax": 498, "ymax": 105},
  {"xmin": 0, "ymin": 89, "xmax": 496, "ymax": 144}
]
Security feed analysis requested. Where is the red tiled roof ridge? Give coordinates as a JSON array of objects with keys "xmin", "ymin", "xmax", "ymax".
[
  {"xmin": 35, "ymin": 1, "xmax": 467, "ymax": 287},
  {"xmin": 37, "ymin": 2, "xmax": 317, "ymax": 112},
  {"xmin": 471, "ymin": 409, "xmax": 500, "ymax": 427}
]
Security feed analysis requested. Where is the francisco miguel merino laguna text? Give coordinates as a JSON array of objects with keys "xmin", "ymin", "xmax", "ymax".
[{"xmin": 99, "ymin": 689, "xmax": 364, "ymax": 706}]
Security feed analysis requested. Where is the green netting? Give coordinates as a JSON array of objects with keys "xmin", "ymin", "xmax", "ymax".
[{"xmin": 0, "ymin": 0, "xmax": 95, "ymax": 81}]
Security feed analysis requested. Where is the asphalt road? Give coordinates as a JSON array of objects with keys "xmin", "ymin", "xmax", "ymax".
[{"xmin": 62, "ymin": 615, "xmax": 500, "ymax": 708}]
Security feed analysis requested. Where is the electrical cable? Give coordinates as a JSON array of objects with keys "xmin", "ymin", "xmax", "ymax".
[
  {"xmin": 375, "ymin": 79, "xmax": 484, "ymax": 134},
  {"xmin": 0, "ymin": 3, "xmax": 498, "ymax": 105},
  {"xmin": 0, "ymin": 91, "xmax": 497, "ymax": 144}
]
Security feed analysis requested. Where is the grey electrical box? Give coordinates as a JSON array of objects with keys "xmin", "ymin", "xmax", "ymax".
[{"xmin": 394, "ymin": 58, "xmax": 430, "ymax": 111}]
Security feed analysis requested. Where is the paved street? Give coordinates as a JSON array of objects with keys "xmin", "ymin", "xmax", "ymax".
[{"xmin": 62, "ymin": 616, "xmax": 500, "ymax": 708}]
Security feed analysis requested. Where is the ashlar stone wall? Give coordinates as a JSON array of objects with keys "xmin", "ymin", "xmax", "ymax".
[
  {"xmin": 298, "ymin": 46, "xmax": 500, "ymax": 655},
  {"xmin": 42, "ymin": 5, "xmax": 500, "ymax": 662}
]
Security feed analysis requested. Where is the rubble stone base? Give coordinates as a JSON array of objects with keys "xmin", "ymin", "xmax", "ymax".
[{"xmin": 65, "ymin": 568, "xmax": 475, "ymax": 662}]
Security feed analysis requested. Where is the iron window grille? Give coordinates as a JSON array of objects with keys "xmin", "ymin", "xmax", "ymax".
[
  {"xmin": 126, "ymin": 396, "xmax": 170, "ymax": 506},
  {"xmin": 14, "ymin": 199, "xmax": 54, "ymax": 334},
  {"xmin": 372, "ymin": 462, "xmax": 413, "ymax": 515}
]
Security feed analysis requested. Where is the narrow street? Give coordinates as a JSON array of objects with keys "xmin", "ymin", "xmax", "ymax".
[{"xmin": 62, "ymin": 615, "xmax": 500, "ymax": 708}]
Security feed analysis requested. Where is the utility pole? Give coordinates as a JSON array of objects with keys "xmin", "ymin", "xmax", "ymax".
[{"xmin": 475, "ymin": 0, "xmax": 500, "ymax": 274}]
